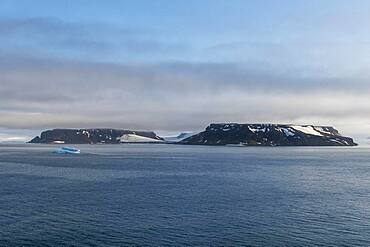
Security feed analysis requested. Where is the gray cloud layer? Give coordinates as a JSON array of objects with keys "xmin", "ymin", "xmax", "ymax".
[
  {"xmin": 2, "ymin": 54, "xmax": 370, "ymax": 136},
  {"xmin": 1, "ymin": 17, "xmax": 370, "ymax": 142}
]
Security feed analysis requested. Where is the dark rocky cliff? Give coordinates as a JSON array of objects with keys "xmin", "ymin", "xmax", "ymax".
[
  {"xmin": 180, "ymin": 123, "xmax": 357, "ymax": 146},
  {"xmin": 29, "ymin": 129, "xmax": 163, "ymax": 144}
]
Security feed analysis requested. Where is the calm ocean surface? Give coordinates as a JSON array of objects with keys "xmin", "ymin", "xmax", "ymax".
[{"xmin": 0, "ymin": 144, "xmax": 369, "ymax": 246}]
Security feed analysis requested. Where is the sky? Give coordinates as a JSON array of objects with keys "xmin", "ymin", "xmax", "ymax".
[{"xmin": 1, "ymin": 0, "xmax": 370, "ymax": 143}]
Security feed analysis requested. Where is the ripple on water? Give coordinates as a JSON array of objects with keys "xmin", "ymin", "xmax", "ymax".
[{"xmin": 0, "ymin": 145, "xmax": 370, "ymax": 246}]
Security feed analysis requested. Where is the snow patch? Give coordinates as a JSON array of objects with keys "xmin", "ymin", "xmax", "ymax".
[
  {"xmin": 314, "ymin": 127, "xmax": 337, "ymax": 136},
  {"xmin": 52, "ymin": 140, "xmax": 65, "ymax": 144},
  {"xmin": 291, "ymin": 126, "xmax": 323, "ymax": 136},
  {"xmin": 248, "ymin": 126, "xmax": 266, "ymax": 133},
  {"xmin": 281, "ymin": 128, "xmax": 295, "ymax": 137},
  {"xmin": 120, "ymin": 134, "xmax": 164, "ymax": 143}
]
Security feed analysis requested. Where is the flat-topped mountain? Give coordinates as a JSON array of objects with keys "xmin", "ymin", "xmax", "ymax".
[
  {"xmin": 29, "ymin": 124, "xmax": 357, "ymax": 146},
  {"xmin": 180, "ymin": 123, "xmax": 357, "ymax": 146},
  {"xmin": 29, "ymin": 129, "xmax": 164, "ymax": 144}
]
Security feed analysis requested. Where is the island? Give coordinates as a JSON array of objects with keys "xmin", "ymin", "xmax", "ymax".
[
  {"xmin": 29, "ymin": 129, "xmax": 164, "ymax": 144},
  {"xmin": 29, "ymin": 124, "xmax": 357, "ymax": 146},
  {"xmin": 180, "ymin": 123, "xmax": 357, "ymax": 146}
]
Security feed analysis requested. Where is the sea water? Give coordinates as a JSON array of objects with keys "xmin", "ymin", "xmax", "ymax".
[{"xmin": 0, "ymin": 144, "xmax": 369, "ymax": 246}]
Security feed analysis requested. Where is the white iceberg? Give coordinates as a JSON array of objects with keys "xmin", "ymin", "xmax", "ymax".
[{"xmin": 55, "ymin": 147, "xmax": 81, "ymax": 154}]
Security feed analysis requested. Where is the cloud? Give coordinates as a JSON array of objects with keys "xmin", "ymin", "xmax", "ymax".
[
  {"xmin": 0, "ymin": 15, "xmax": 370, "ymax": 142},
  {"xmin": 1, "ymin": 53, "xmax": 370, "ymax": 141},
  {"xmin": 205, "ymin": 39, "xmax": 370, "ymax": 80},
  {"xmin": 0, "ymin": 17, "xmax": 186, "ymax": 61},
  {"xmin": 0, "ymin": 128, "xmax": 36, "ymax": 143}
]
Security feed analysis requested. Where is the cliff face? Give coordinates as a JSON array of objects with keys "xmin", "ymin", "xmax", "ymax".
[
  {"xmin": 29, "ymin": 129, "xmax": 163, "ymax": 144},
  {"xmin": 180, "ymin": 123, "xmax": 357, "ymax": 146}
]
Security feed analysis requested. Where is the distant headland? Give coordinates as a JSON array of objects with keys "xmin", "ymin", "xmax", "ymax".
[{"xmin": 29, "ymin": 123, "xmax": 357, "ymax": 146}]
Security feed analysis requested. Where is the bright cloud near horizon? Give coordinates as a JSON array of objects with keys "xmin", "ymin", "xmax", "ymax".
[{"xmin": 1, "ymin": 0, "xmax": 370, "ymax": 143}]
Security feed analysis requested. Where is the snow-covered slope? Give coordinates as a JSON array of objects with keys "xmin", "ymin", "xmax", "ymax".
[
  {"xmin": 290, "ymin": 126, "xmax": 323, "ymax": 136},
  {"xmin": 119, "ymin": 134, "xmax": 164, "ymax": 143},
  {"xmin": 162, "ymin": 133, "xmax": 195, "ymax": 143}
]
